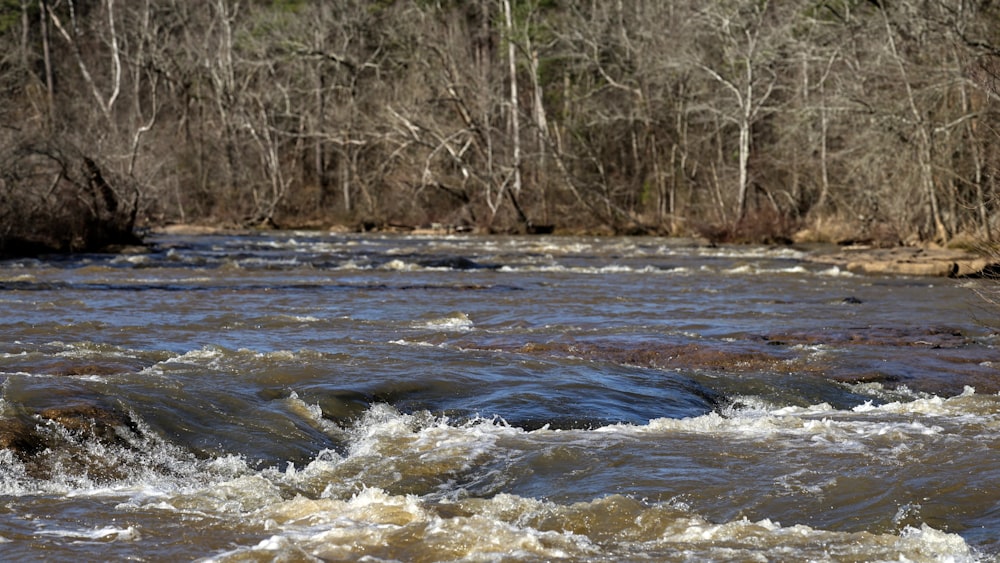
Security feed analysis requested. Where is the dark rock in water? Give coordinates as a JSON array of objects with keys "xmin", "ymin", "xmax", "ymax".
[
  {"xmin": 418, "ymin": 256, "xmax": 500, "ymax": 270},
  {"xmin": 38, "ymin": 403, "xmax": 141, "ymax": 446},
  {"xmin": 842, "ymin": 296, "xmax": 864, "ymax": 304},
  {"xmin": 25, "ymin": 357, "xmax": 153, "ymax": 377},
  {"xmin": 828, "ymin": 371, "xmax": 903, "ymax": 386},
  {"xmin": 0, "ymin": 416, "xmax": 46, "ymax": 459},
  {"xmin": 526, "ymin": 224, "xmax": 555, "ymax": 235},
  {"xmin": 0, "ymin": 404, "xmax": 150, "ymax": 481},
  {"xmin": 764, "ymin": 325, "xmax": 968, "ymax": 349},
  {"xmin": 317, "ymin": 390, "xmax": 378, "ymax": 426},
  {"xmin": 0, "ymin": 409, "xmax": 136, "ymax": 479}
]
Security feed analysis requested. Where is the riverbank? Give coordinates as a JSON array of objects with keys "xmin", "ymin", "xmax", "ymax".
[{"xmin": 802, "ymin": 244, "xmax": 999, "ymax": 278}]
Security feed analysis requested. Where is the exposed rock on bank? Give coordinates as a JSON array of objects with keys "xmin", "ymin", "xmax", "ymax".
[{"xmin": 803, "ymin": 246, "xmax": 998, "ymax": 277}]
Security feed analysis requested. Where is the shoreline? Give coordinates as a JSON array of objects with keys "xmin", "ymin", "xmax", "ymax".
[{"xmin": 801, "ymin": 245, "xmax": 998, "ymax": 278}]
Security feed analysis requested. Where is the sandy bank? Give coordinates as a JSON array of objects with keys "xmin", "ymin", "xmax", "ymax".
[{"xmin": 802, "ymin": 245, "xmax": 998, "ymax": 277}]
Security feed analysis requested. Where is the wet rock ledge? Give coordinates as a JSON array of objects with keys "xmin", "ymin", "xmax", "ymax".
[{"xmin": 803, "ymin": 245, "xmax": 999, "ymax": 277}]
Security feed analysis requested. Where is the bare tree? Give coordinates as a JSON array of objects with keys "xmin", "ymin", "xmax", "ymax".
[
  {"xmin": 692, "ymin": 0, "xmax": 782, "ymax": 223},
  {"xmin": 46, "ymin": 0, "xmax": 122, "ymax": 129},
  {"xmin": 4, "ymin": 0, "xmax": 1000, "ymax": 245}
]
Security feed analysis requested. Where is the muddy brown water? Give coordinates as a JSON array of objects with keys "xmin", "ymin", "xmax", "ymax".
[{"xmin": 0, "ymin": 232, "xmax": 998, "ymax": 561}]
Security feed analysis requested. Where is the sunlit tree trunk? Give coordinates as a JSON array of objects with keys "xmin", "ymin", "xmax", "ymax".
[
  {"xmin": 47, "ymin": 0, "xmax": 121, "ymax": 129},
  {"xmin": 696, "ymin": 0, "xmax": 777, "ymax": 223},
  {"xmin": 127, "ymin": 0, "xmax": 158, "ymax": 177},
  {"xmin": 38, "ymin": 0, "xmax": 55, "ymax": 128}
]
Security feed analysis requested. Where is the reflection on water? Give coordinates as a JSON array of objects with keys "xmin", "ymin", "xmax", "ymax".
[{"xmin": 0, "ymin": 232, "xmax": 997, "ymax": 561}]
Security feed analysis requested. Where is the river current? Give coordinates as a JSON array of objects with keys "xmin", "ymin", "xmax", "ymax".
[{"xmin": 0, "ymin": 232, "xmax": 998, "ymax": 561}]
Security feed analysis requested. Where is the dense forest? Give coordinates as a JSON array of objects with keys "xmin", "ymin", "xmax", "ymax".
[{"xmin": 2, "ymin": 0, "xmax": 1000, "ymax": 253}]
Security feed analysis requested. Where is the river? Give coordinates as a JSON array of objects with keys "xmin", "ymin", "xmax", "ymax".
[{"xmin": 0, "ymin": 231, "xmax": 998, "ymax": 561}]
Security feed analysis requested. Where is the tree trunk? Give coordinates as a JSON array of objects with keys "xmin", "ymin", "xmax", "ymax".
[
  {"xmin": 502, "ymin": 0, "xmax": 523, "ymax": 204},
  {"xmin": 40, "ymin": 0, "xmax": 55, "ymax": 127},
  {"xmin": 736, "ymin": 115, "xmax": 750, "ymax": 221}
]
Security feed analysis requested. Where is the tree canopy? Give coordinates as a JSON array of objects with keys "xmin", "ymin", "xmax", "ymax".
[{"xmin": 2, "ymin": 0, "xmax": 1000, "ymax": 248}]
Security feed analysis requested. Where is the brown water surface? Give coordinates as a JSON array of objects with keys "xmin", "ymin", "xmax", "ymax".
[{"xmin": 0, "ymin": 233, "xmax": 997, "ymax": 561}]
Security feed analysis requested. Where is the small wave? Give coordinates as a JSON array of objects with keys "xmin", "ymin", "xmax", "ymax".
[
  {"xmin": 6, "ymin": 390, "xmax": 989, "ymax": 498},
  {"xmin": 851, "ymin": 385, "xmax": 999, "ymax": 417},
  {"xmin": 818, "ymin": 265, "xmax": 854, "ymax": 277},
  {"xmin": 260, "ymin": 314, "xmax": 322, "ymax": 324},
  {"xmin": 613, "ymin": 244, "xmax": 810, "ymax": 261},
  {"xmin": 110, "ymin": 254, "xmax": 152, "ymax": 266},
  {"xmin": 284, "ymin": 391, "xmax": 347, "ymax": 440},
  {"xmin": 161, "ymin": 347, "xmax": 226, "ymax": 365},
  {"xmin": 723, "ymin": 264, "xmax": 810, "ymax": 275},
  {"xmin": 602, "ymin": 390, "xmax": 1000, "ymax": 453},
  {"xmin": 156, "ymin": 346, "xmax": 297, "ymax": 364},
  {"xmin": 36, "ymin": 525, "xmax": 140, "ymax": 542},
  {"xmin": 389, "ymin": 339, "xmax": 438, "ymax": 347},
  {"xmin": 415, "ymin": 312, "xmax": 473, "ymax": 331},
  {"xmin": 0, "ymin": 274, "xmax": 37, "ymax": 283},
  {"xmin": 499, "ymin": 264, "xmax": 688, "ymax": 275},
  {"xmin": 381, "ymin": 259, "xmax": 415, "ymax": 271}
]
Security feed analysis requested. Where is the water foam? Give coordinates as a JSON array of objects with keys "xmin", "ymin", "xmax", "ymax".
[
  {"xmin": 381, "ymin": 259, "xmax": 414, "ymax": 271},
  {"xmin": 601, "ymin": 391, "xmax": 985, "ymax": 455},
  {"xmin": 3, "ymin": 386, "xmax": 994, "ymax": 561},
  {"xmin": 204, "ymin": 487, "xmax": 594, "ymax": 562},
  {"xmin": 199, "ymin": 486, "xmax": 981, "ymax": 563},
  {"xmin": 724, "ymin": 264, "xmax": 810, "ymax": 275},
  {"xmin": 416, "ymin": 312, "xmax": 474, "ymax": 331},
  {"xmin": 35, "ymin": 525, "xmax": 141, "ymax": 542},
  {"xmin": 851, "ymin": 385, "xmax": 995, "ymax": 417},
  {"xmin": 5, "ymin": 395, "xmax": 987, "ymax": 562}
]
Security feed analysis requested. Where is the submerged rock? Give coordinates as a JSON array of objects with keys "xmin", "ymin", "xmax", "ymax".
[
  {"xmin": 762, "ymin": 326, "xmax": 969, "ymax": 348},
  {"xmin": 417, "ymin": 256, "xmax": 500, "ymax": 270},
  {"xmin": 38, "ymin": 404, "xmax": 140, "ymax": 444},
  {"xmin": 0, "ymin": 416, "xmax": 46, "ymax": 459},
  {"xmin": 0, "ymin": 403, "xmax": 145, "ymax": 480}
]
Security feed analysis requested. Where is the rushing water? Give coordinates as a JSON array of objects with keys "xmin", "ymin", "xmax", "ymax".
[{"xmin": 0, "ymin": 232, "xmax": 998, "ymax": 562}]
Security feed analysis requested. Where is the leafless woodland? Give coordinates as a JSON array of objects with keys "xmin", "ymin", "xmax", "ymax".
[{"xmin": 2, "ymin": 1, "xmax": 1000, "ymax": 253}]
